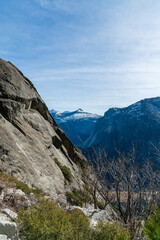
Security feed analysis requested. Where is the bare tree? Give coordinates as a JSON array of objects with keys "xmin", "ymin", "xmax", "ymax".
[{"xmin": 84, "ymin": 148, "xmax": 160, "ymax": 239}]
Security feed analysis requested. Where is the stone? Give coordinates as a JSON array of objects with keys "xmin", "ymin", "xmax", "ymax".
[
  {"xmin": 0, "ymin": 213, "xmax": 17, "ymax": 239},
  {"xmin": 1, "ymin": 209, "xmax": 17, "ymax": 219},
  {"xmin": 28, "ymin": 193, "xmax": 37, "ymax": 205},
  {"xmin": 14, "ymin": 190, "xmax": 25, "ymax": 197},
  {"xmin": 90, "ymin": 209, "xmax": 112, "ymax": 227},
  {"xmin": 3, "ymin": 188, "xmax": 31, "ymax": 209},
  {"xmin": 5, "ymin": 189, "xmax": 14, "ymax": 195},
  {"xmin": 69, "ymin": 205, "xmax": 116, "ymax": 227},
  {"xmin": 0, "ymin": 192, "xmax": 4, "ymax": 203},
  {"xmin": 0, "ymin": 235, "xmax": 9, "ymax": 240}
]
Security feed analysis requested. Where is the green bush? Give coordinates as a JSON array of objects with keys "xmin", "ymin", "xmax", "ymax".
[
  {"xmin": 144, "ymin": 207, "xmax": 160, "ymax": 240},
  {"xmin": 76, "ymin": 147, "xmax": 82, "ymax": 154},
  {"xmin": 66, "ymin": 187, "xmax": 92, "ymax": 207},
  {"xmin": 54, "ymin": 157, "xmax": 61, "ymax": 167},
  {"xmin": 94, "ymin": 221, "xmax": 130, "ymax": 240},
  {"xmin": 69, "ymin": 208, "xmax": 92, "ymax": 239},
  {"xmin": 54, "ymin": 158, "xmax": 72, "ymax": 182},
  {"xmin": 61, "ymin": 165, "xmax": 72, "ymax": 182},
  {"xmin": 17, "ymin": 200, "xmax": 131, "ymax": 240},
  {"xmin": 17, "ymin": 200, "xmax": 92, "ymax": 240},
  {"xmin": 66, "ymin": 190, "xmax": 83, "ymax": 207},
  {"xmin": 97, "ymin": 201, "xmax": 106, "ymax": 210}
]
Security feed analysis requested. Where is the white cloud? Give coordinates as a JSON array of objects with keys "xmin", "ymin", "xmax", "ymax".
[
  {"xmin": 2, "ymin": 0, "xmax": 160, "ymax": 114},
  {"xmin": 36, "ymin": 0, "xmax": 50, "ymax": 8}
]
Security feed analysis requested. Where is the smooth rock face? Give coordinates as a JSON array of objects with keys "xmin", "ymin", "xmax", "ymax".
[
  {"xmin": 0, "ymin": 58, "xmax": 87, "ymax": 202},
  {"xmin": 83, "ymin": 97, "xmax": 160, "ymax": 165}
]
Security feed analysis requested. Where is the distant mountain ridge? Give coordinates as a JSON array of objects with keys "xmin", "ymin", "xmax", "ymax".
[
  {"xmin": 50, "ymin": 109, "xmax": 101, "ymax": 147},
  {"xmin": 83, "ymin": 97, "xmax": 160, "ymax": 165}
]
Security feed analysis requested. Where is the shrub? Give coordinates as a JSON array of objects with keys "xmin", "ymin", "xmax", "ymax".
[
  {"xmin": 94, "ymin": 221, "xmax": 130, "ymax": 240},
  {"xmin": 69, "ymin": 208, "xmax": 92, "ymax": 239},
  {"xmin": 97, "ymin": 201, "xmax": 106, "ymax": 210},
  {"xmin": 66, "ymin": 187, "xmax": 92, "ymax": 207},
  {"xmin": 54, "ymin": 157, "xmax": 61, "ymax": 167},
  {"xmin": 17, "ymin": 200, "xmax": 92, "ymax": 240},
  {"xmin": 66, "ymin": 190, "xmax": 83, "ymax": 207},
  {"xmin": 17, "ymin": 200, "xmax": 131, "ymax": 240},
  {"xmin": 76, "ymin": 147, "xmax": 82, "ymax": 154},
  {"xmin": 61, "ymin": 165, "xmax": 72, "ymax": 182},
  {"xmin": 54, "ymin": 158, "xmax": 72, "ymax": 182},
  {"xmin": 144, "ymin": 207, "xmax": 160, "ymax": 240}
]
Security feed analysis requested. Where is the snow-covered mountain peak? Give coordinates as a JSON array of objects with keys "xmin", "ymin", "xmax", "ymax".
[
  {"xmin": 77, "ymin": 108, "xmax": 83, "ymax": 112},
  {"xmin": 49, "ymin": 108, "xmax": 102, "ymax": 147},
  {"xmin": 50, "ymin": 109, "xmax": 101, "ymax": 123}
]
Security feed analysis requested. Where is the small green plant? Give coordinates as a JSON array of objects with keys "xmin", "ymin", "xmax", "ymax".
[
  {"xmin": 69, "ymin": 208, "xmax": 92, "ymax": 239},
  {"xmin": 76, "ymin": 147, "xmax": 82, "ymax": 154},
  {"xmin": 66, "ymin": 187, "xmax": 92, "ymax": 207},
  {"xmin": 144, "ymin": 207, "xmax": 160, "ymax": 240},
  {"xmin": 66, "ymin": 190, "xmax": 83, "ymax": 207},
  {"xmin": 54, "ymin": 158, "xmax": 73, "ymax": 182},
  {"xmin": 54, "ymin": 157, "xmax": 61, "ymax": 167},
  {"xmin": 97, "ymin": 201, "xmax": 106, "ymax": 210},
  {"xmin": 61, "ymin": 165, "xmax": 72, "ymax": 182}
]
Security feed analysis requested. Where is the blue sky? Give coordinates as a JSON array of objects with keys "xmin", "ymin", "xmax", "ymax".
[{"xmin": 0, "ymin": 0, "xmax": 160, "ymax": 114}]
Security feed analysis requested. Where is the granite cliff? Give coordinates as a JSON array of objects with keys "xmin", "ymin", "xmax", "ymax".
[{"xmin": 0, "ymin": 58, "xmax": 87, "ymax": 205}]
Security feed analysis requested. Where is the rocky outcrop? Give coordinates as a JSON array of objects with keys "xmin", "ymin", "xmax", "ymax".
[
  {"xmin": 69, "ymin": 205, "xmax": 117, "ymax": 227},
  {"xmin": 0, "ymin": 58, "xmax": 87, "ymax": 204},
  {"xmin": 0, "ymin": 178, "xmax": 40, "ymax": 240},
  {"xmin": 0, "ymin": 213, "xmax": 17, "ymax": 240}
]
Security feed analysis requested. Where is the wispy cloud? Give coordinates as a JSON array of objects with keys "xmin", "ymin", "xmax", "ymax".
[
  {"xmin": 36, "ymin": 0, "xmax": 80, "ymax": 13},
  {"xmin": 1, "ymin": 0, "xmax": 160, "ymax": 114},
  {"xmin": 36, "ymin": 0, "xmax": 50, "ymax": 9}
]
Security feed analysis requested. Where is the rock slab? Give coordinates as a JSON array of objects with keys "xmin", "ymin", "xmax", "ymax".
[{"xmin": 0, "ymin": 58, "xmax": 87, "ymax": 203}]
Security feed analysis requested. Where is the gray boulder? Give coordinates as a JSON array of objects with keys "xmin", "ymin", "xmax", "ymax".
[
  {"xmin": 69, "ymin": 205, "xmax": 116, "ymax": 227},
  {"xmin": 1, "ymin": 209, "xmax": 17, "ymax": 220},
  {"xmin": 0, "ymin": 213, "xmax": 17, "ymax": 239},
  {"xmin": 3, "ymin": 188, "xmax": 31, "ymax": 210},
  {"xmin": 0, "ymin": 235, "xmax": 10, "ymax": 240}
]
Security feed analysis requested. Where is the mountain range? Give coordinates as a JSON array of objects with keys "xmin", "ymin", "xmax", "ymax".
[
  {"xmin": 51, "ymin": 97, "xmax": 160, "ymax": 165},
  {"xmin": 85, "ymin": 97, "xmax": 160, "ymax": 164}
]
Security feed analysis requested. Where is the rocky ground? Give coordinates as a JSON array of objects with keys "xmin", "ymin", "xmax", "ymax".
[
  {"xmin": 0, "ymin": 173, "xmax": 117, "ymax": 239},
  {"xmin": 0, "ymin": 174, "xmax": 38, "ymax": 240}
]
